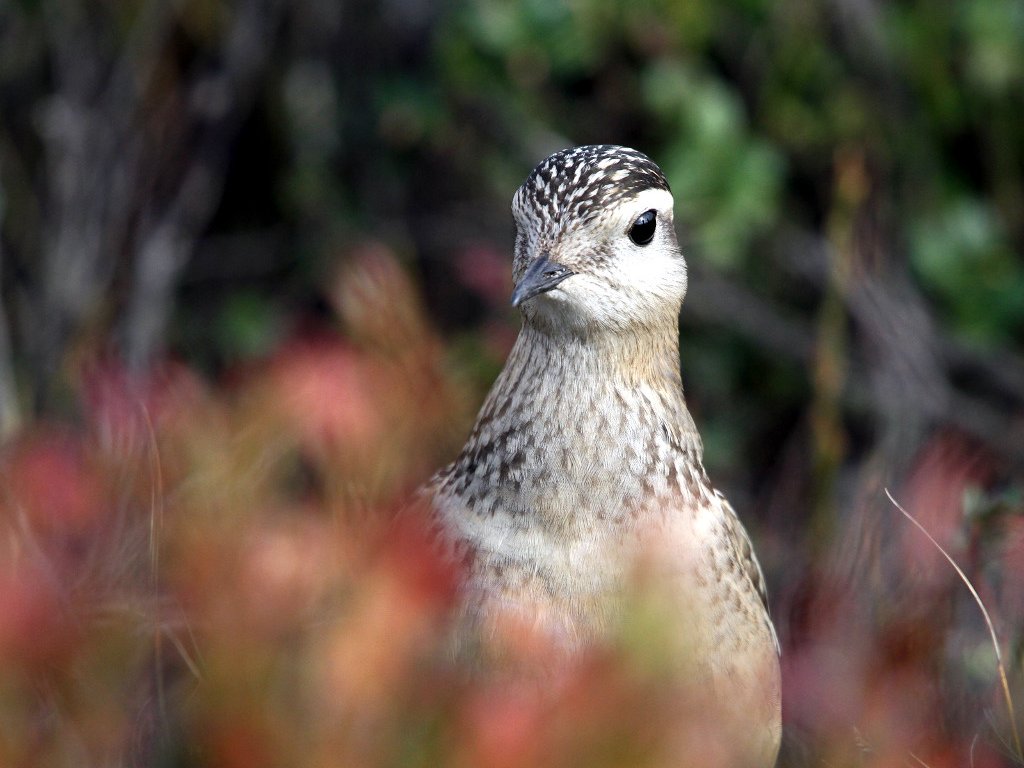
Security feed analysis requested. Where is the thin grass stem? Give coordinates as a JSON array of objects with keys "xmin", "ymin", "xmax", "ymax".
[{"xmin": 885, "ymin": 488, "xmax": 1023, "ymax": 762}]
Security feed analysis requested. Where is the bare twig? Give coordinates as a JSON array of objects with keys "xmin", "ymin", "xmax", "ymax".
[{"xmin": 0, "ymin": 175, "xmax": 20, "ymax": 437}]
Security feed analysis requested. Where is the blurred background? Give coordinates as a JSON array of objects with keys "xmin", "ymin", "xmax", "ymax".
[{"xmin": 1, "ymin": 0, "xmax": 1023, "ymax": 766}]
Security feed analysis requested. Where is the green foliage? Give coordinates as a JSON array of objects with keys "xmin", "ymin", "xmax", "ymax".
[
  {"xmin": 964, "ymin": 0, "xmax": 1024, "ymax": 94},
  {"xmin": 912, "ymin": 197, "xmax": 1024, "ymax": 345},
  {"xmin": 428, "ymin": 0, "xmax": 1023, "ymax": 350},
  {"xmin": 643, "ymin": 60, "xmax": 785, "ymax": 270},
  {"xmin": 216, "ymin": 292, "xmax": 286, "ymax": 362}
]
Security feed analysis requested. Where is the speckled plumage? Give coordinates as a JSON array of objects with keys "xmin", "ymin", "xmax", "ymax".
[{"xmin": 425, "ymin": 145, "xmax": 780, "ymax": 767}]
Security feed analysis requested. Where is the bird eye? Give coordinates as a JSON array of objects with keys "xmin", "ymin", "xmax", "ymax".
[{"xmin": 628, "ymin": 210, "xmax": 657, "ymax": 245}]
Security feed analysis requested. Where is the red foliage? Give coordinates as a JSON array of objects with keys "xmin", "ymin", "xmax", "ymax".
[
  {"xmin": 264, "ymin": 337, "xmax": 385, "ymax": 456},
  {"xmin": 4, "ymin": 430, "xmax": 104, "ymax": 536},
  {"xmin": 0, "ymin": 564, "xmax": 76, "ymax": 670},
  {"xmin": 0, "ymin": 259, "xmax": 1020, "ymax": 766}
]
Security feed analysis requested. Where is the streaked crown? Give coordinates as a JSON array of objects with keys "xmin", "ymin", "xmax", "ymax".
[{"xmin": 513, "ymin": 145, "xmax": 671, "ymax": 232}]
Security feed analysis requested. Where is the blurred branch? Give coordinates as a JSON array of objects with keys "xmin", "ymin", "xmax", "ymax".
[
  {"xmin": 942, "ymin": 340, "xmax": 1024, "ymax": 408},
  {"xmin": 685, "ymin": 268, "xmax": 814, "ymax": 362},
  {"xmin": 123, "ymin": 0, "xmax": 286, "ymax": 372},
  {"xmin": 686, "ymin": 227, "xmax": 1024, "ymax": 469},
  {"xmin": 30, "ymin": 0, "xmax": 176, "ymax": 404},
  {"xmin": 807, "ymin": 150, "xmax": 864, "ymax": 543},
  {"xmin": 781, "ymin": 229, "xmax": 1024, "ymax": 436},
  {"xmin": 0, "ymin": 175, "xmax": 20, "ymax": 438},
  {"xmin": 20, "ymin": 0, "xmax": 286, "ymax": 407}
]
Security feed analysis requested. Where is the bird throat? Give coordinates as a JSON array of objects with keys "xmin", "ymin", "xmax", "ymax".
[{"xmin": 458, "ymin": 315, "xmax": 703, "ymax": 536}]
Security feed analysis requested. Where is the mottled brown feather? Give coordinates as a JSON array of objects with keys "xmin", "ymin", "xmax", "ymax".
[{"xmin": 424, "ymin": 145, "xmax": 781, "ymax": 767}]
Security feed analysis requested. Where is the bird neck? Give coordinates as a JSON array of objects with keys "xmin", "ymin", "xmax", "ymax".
[
  {"xmin": 451, "ymin": 312, "xmax": 705, "ymax": 537},
  {"xmin": 516, "ymin": 314, "xmax": 686, "ymax": 392},
  {"xmin": 476, "ymin": 313, "xmax": 702, "ymax": 455}
]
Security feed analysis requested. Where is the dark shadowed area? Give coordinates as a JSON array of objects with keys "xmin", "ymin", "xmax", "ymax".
[{"xmin": 0, "ymin": 0, "xmax": 1022, "ymax": 765}]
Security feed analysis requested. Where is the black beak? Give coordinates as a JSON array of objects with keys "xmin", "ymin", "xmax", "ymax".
[{"xmin": 510, "ymin": 254, "xmax": 575, "ymax": 307}]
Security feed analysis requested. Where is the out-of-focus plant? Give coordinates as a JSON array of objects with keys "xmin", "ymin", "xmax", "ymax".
[
  {"xmin": 911, "ymin": 197, "xmax": 1024, "ymax": 346},
  {"xmin": 0, "ymin": 253, "xmax": 1021, "ymax": 767},
  {"xmin": 1, "ymin": 0, "xmax": 1023, "ymax": 765},
  {"xmin": 0, "ymin": 253, "xmax": 771, "ymax": 767}
]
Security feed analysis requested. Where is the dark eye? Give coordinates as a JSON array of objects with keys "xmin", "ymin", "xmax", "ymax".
[{"xmin": 628, "ymin": 210, "xmax": 657, "ymax": 245}]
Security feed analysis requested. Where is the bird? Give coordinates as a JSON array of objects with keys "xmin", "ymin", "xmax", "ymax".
[{"xmin": 424, "ymin": 145, "xmax": 781, "ymax": 767}]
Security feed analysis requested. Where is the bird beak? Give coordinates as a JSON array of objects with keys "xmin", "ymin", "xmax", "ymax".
[{"xmin": 510, "ymin": 253, "xmax": 575, "ymax": 307}]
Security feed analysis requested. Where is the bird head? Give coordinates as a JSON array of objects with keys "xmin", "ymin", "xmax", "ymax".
[{"xmin": 510, "ymin": 145, "xmax": 687, "ymax": 334}]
